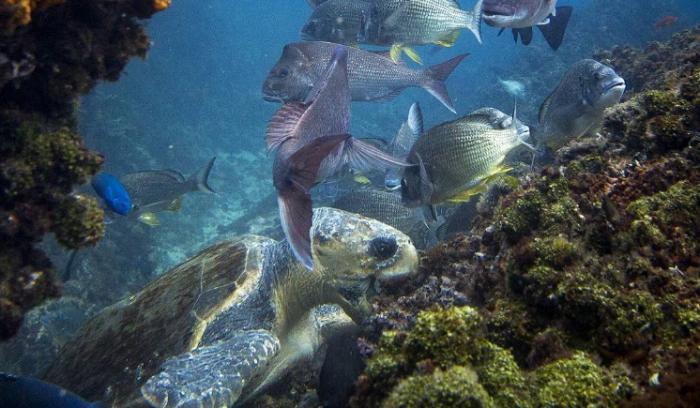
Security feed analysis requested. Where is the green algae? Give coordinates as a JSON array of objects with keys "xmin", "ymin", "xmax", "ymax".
[
  {"xmin": 384, "ymin": 366, "xmax": 495, "ymax": 408},
  {"xmin": 531, "ymin": 352, "xmax": 615, "ymax": 408}
]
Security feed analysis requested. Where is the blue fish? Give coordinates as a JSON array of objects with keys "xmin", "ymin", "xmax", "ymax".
[
  {"xmin": 91, "ymin": 173, "xmax": 133, "ymax": 216},
  {"xmin": 0, "ymin": 373, "xmax": 102, "ymax": 408}
]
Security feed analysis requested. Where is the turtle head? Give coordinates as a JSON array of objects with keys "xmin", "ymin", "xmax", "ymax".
[{"xmin": 310, "ymin": 208, "xmax": 418, "ymax": 321}]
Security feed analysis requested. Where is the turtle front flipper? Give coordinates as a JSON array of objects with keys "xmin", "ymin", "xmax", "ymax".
[{"xmin": 141, "ymin": 330, "xmax": 280, "ymax": 407}]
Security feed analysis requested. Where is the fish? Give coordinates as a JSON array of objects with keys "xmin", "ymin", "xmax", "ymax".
[
  {"xmin": 533, "ymin": 59, "xmax": 625, "ymax": 150},
  {"xmin": 90, "ymin": 173, "xmax": 133, "ymax": 216},
  {"xmin": 268, "ymin": 46, "xmax": 404, "ymax": 269},
  {"xmin": 482, "ymin": 0, "xmax": 573, "ymax": 50},
  {"xmin": 385, "ymin": 102, "xmax": 424, "ymax": 191},
  {"xmin": 301, "ymin": 0, "xmax": 374, "ymax": 45},
  {"xmin": 360, "ymin": 0, "xmax": 483, "ymax": 63},
  {"xmin": 263, "ymin": 41, "xmax": 467, "ymax": 113},
  {"xmin": 120, "ymin": 157, "xmax": 216, "ymax": 221},
  {"xmin": 401, "ymin": 105, "xmax": 532, "ymax": 208},
  {"xmin": 654, "ymin": 15, "xmax": 678, "ymax": 31},
  {"xmin": 0, "ymin": 372, "xmax": 102, "ymax": 408},
  {"xmin": 331, "ymin": 185, "xmax": 440, "ymax": 249},
  {"xmin": 499, "ymin": 78, "xmax": 525, "ymax": 98}
]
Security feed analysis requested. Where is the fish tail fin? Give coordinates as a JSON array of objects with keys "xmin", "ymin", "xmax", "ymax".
[
  {"xmin": 537, "ymin": 6, "xmax": 572, "ymax": 50},
  {"xmin": 278, "ymin": 134, "xmax": 350, "ymax": 270},
  {"xmin": 462, "ymin": 0, "xmax": 483, "ymax": 44},
  {"xmin": 422, "ymin": 53, "xmax": 468, "ymax": 114},
  {"xmin": 342, "ymin": 137, "xmax": 408, "ymax": 174},
  {"xmin": 190, "ymin": 157, "xmax": 216, "ymax": 194}
]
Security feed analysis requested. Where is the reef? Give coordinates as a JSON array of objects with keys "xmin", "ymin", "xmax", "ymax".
[
  {"xmin": 0, "ymin": 0, "xmax": 169, "ymax": 340},
  {"xmin": 353, "ymin": 27, "xmax": 700, "ymax": 407}
]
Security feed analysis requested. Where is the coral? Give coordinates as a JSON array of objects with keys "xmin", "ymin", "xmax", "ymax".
[
  {"xmin": 0, "ymin": 0, "xmax": 169, "ymax": 339},
  {"xmin": 354, "ymin": 27, "xmax": 700, "ymax": 407},
  {"xmin": 51, "ymin": 194, "xmax": 104, "ymax": 249}
]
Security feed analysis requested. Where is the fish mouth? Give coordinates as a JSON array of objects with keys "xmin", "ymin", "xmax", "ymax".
[
  {"xmin": 603, "ymin": 79, "xmax": 626, "ymax": 93},
  {"xmin": 263, "ymin": 94, "xmax": 286, "ymax": 103},
  {"xmin": 482, "ymin": 2, "xmax": 517, "ymax": 17}
]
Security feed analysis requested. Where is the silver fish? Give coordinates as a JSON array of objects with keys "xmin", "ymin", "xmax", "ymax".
[
  {"xmin": 301, "ymin": 0, "xmax": 374, "ymax": 45},
  {"xmin": 534, "ymin": 59, "xmax": 625, "ymax": 150},
  {"xmin": 332, "ymin": 185, "xmax": 439, "ymax": 249},
  {"xmin": 361, "ymin": 0, "xmax": 483, "ymax": 48},
  {"xmin": 401, "ymin": 106, "xmax": 531, "ymax": 207},
  {"xmin": 263, "ymin": 41, "xmax": 467, "ymax": 113},
  {"xmin": 482, "ymin": 0, "xmax": 573, "ymax": 50},
  {"xmin": 120, "ymin": 157, "xmax": 215, "ymax": 215}
]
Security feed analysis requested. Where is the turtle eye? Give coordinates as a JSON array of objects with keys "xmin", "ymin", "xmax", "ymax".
[{"xmin": 369, "ymin": 236, "xmax": 398, "ymax": 261}]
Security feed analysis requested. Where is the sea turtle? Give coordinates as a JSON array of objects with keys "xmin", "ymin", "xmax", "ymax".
[{"xmin": 43, "ymin": 207, "xmax": 418, "ymax": 407}]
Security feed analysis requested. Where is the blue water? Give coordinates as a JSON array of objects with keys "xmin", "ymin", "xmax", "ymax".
[{"xmin": 76, "ymin": 1, "xmax": 700, "ymax": 274}]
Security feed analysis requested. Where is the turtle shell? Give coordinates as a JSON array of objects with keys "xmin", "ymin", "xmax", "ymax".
[{"xmin": 43, "ymin": 236, "xmax": 275, "ymax": 405}]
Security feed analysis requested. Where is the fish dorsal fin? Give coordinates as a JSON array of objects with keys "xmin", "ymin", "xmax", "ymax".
[
  {"xmin": 464, "ymin": 112, "xmax": 501, "ymax": 125},
  {"xmin": 408, "ymin": 102, "xmax": 424, "ymax": 136},
  {"xmin": 266, "ymin": 102, "xmax": 309, "ymax": 152}
]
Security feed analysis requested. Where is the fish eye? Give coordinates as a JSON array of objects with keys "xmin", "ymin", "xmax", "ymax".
[
  {"xmin": 369, "ymin": 236, "xmax": 398, "ymax": 261},
  {"xmin": 278, "ymin": 68, "xmax": 289, "ymax": 78},
  {"xmin": 593, "ymin": 72, "xmax": 602, "ymax": 80}
]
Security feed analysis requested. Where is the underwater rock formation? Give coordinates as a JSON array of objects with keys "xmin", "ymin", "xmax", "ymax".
[
  {"xmin": 353, "ymin": 27, "xmax": 700, "ymax": 407},
  {"xmin": 0, "ymin": 0, "xmax": 169, "ymax": 340}
]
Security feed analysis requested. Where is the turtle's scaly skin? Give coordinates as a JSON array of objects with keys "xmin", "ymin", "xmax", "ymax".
[
  {"xmin": 43, "ymin": 237, "xmax": 274, "ymax": 405},
  {"xmin": 43, "ymin": 208, "xmax": 418, "ymax": 407}
]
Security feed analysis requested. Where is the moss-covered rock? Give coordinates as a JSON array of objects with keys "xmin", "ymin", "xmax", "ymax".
[
  {"xmin": 384, "ymin": 366, "xmax": 496, "ymax": 408},
  {"xmin": 531, "ymin": 352, "xmax": 616, "ymax": 408}
]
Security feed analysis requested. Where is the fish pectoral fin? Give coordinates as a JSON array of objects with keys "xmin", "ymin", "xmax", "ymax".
[
  {"xmin": 266, "ymin": 102, "xmax": 309, "ymax": 152},
  {"xmin": 166, "ymin": 197, "xmax": 183, "ymax": 212},
  {"xmin": 445, "ymin": 183, "xmax": 488, "ymax": 203},
  {"xmin": 382, "ymin": 0, "xmax": 409, "ymax": 29},
  {"xmin": 434, "ymin": 31, "xmax": 461, "ymax": 48},
  {"xmin": 353, "ymin": 174, "xmax": 371, "ymax": 185},
  {"xmin": 446, "ymin": 165, "xmax": 514, "ymax": 204}
]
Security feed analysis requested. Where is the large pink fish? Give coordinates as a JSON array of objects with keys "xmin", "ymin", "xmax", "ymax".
[{"xmin": 268, "ymin": 46, "xmax": 404, "ymax": 269}]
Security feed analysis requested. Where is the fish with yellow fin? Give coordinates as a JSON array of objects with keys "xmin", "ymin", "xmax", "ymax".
[
  {"xmin": 401, "ymin": 105, "xmax": 533, "ymax": 211},
  {"xmin": 360, "ymin": 0, "xmax": 483, "ymax": 64}
]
